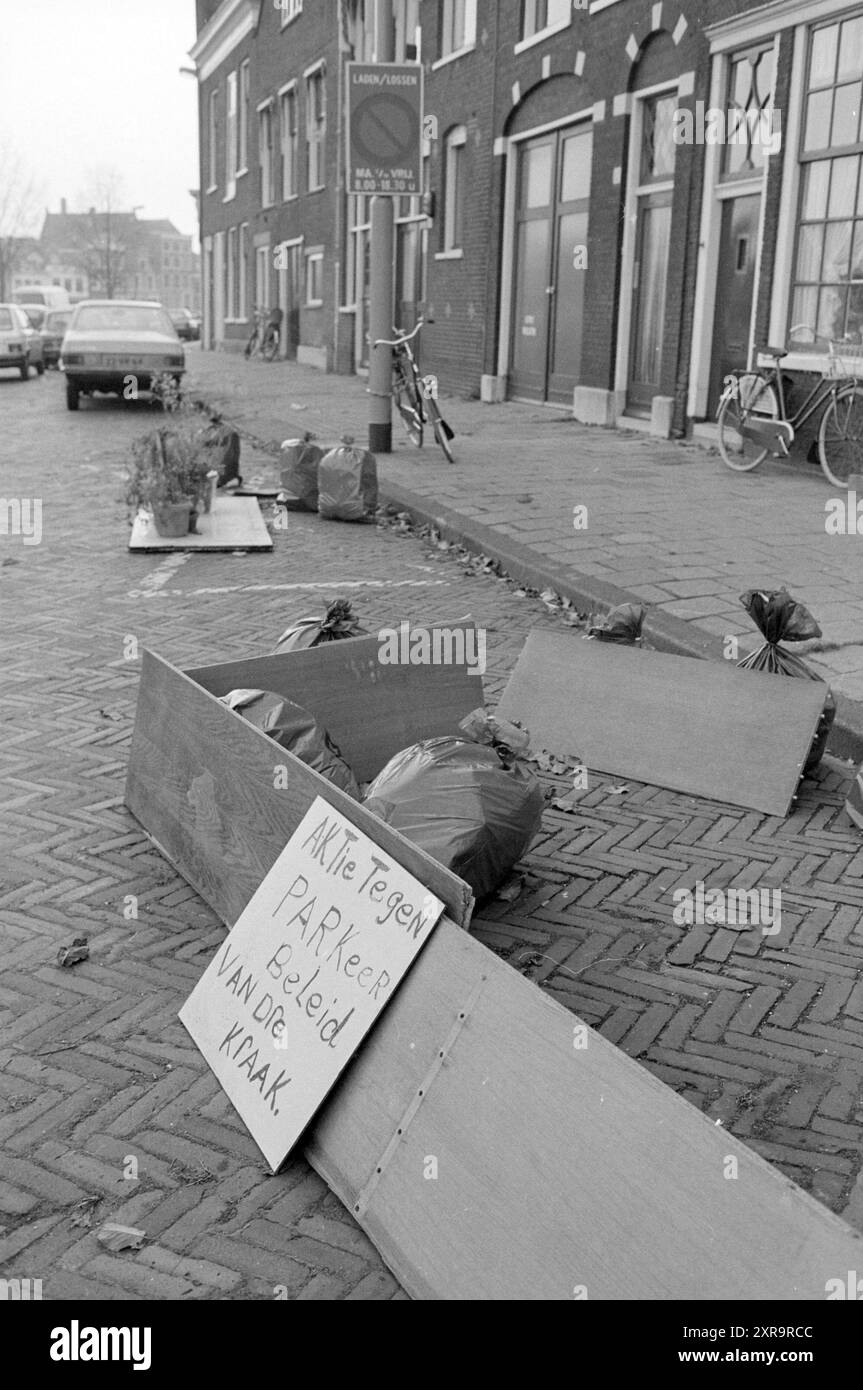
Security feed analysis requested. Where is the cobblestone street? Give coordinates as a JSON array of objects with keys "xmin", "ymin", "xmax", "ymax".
[{"xmin": 2, "ymin": 368, "xmax": 863, "ymax": 1301}]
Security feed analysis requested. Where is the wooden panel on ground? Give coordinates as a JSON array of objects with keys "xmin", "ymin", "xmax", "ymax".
[
  {"xmin": 186, "ymin": 629, "xmax": 481, "ymax": 783},
  {"xmin": 496, "ymin": 631, "xmax": 825, "ymax": 816},
  {"xmin": 305, "ymin": 917, "xmax": 863, "ymax": 1300},
  {"xmin": 125, "ymin": 648, "xmax": 474, "ymax": 928},
  {"xmin": 128, "ymin": 496, "xmax": 273, "ymax": 552}
]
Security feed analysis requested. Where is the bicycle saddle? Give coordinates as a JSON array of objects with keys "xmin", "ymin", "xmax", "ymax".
[{"xmin": 761, "ymin": 345, "xmax": 788, "ymax": 359}]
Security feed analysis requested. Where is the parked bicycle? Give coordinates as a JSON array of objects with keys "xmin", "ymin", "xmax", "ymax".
[
  {"xmin": 717, "ymin": 332, "xmax": 863, "ymax": 487},
  {"xmin": 374, "ymin": 318, "xmax": 456, "ymax": 463},
  {"xmin": 244, "ymin": 305, "xmax": 282, "ymax": 362}
]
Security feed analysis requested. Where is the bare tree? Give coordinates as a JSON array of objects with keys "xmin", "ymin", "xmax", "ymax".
[
  {"xmin": 73, "ymin": 168, "xmax": 129, "ymax": 298},
  {"xmin": 0, "ymin": 145, "xmax": 43, "ymax": 300}
]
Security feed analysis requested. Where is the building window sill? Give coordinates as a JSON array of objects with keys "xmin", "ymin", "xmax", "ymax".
[
  {"xmin": 237, "ymin": 167, "xmax": 248, "ymax": 179},
  {"xmin": 306, "ymin": 300, "xmax": 324, "ymax": 309},
  {"xmin": 435, "ymin": 249, "xmax": 464, "ymax": 260},
  {"xmin": 514, "ymin": 20, "xmax": 571, "ymax": 55},
  {"xmin": 432, "ymin": 44, "xmax": 476, "ymax": 71},
  {"xmin": 205, "ymin": 184, "xmax": 218, "ymax": 196},
  {"xmin": 283, "ymin": 192, "xmax": 299, "ymax": 203},
  {"xmin": 306, "ymin": 184, "xmax": 326, "ymax": 195},
  {"xmin": 222, "ymin": 190, "xmax": 236, "ymax": 204}
]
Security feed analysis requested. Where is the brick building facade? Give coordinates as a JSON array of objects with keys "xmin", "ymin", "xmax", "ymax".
[{"xmin": 192, "ymin": 0, "xmax": 863, "ymax": 438}]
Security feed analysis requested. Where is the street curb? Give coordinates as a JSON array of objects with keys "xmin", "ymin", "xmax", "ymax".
[
  {"xmin": 378, "ymin": 477, "xmax": 863, "ymax": 767},
  {"xmin": 193, "ymin": 383, "xmax": 863, "ymax": 768}
]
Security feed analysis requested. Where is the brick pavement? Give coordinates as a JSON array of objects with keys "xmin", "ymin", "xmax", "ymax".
[
  {"xmin": 186, "ymin": 347, "xmax": 863, "ymax": 713},
  {"xmin": 1, "ymin": 369, "xmax": 863, "ymax": 1303}
]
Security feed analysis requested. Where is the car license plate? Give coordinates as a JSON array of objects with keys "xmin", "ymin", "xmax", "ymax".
[{"xmin": 94, "ymin": 354, "xmax": 145, "ymax": 367}]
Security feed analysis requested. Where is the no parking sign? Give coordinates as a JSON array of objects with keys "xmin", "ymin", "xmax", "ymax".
[{"xmin": 347, "ymin": 62, "xmax": 423, "ymax": 196}]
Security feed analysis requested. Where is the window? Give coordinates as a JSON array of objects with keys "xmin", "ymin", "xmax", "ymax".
[
  {"xmin": 721, "ymin": 44, "xmax": 776, "ymax": 180},
  {"xmin": 306, "ymin": 68, "xmax": 326, "ymax": 191},
  {"xmin": 280, "ymin": 86, "xmax": 298, "ymax": 199},
  {"xmin": 208, "ymin": 89, "xmax": 218, "ymax": 190},
  {"xmin": 238, "ymin": 224, "xmax": 248, "ymax": 319},
  {"xmin": 225, "ymin": 71, "xmax": 238, "ymax": 199},
  {"xmin": 442, "ymin": 126, "xmax": 467, "ymax": 252},
  {"xmin": 394, "ymin": 0, "xmax": 421, "ymax": 61},
  {"xmin": 520, "ymin": 0, "xmax": 570, "ymax": 43},
  {"xmin": 791, "ymin": 13, "xmax": 863, "ymax": 347},
  {"xmin": 640, "ymin": 93, "xmax": 677, "ymax": 183},
  {"xmin": 255, "ymin": 244, "xmax": 270, "ymax": 311},
  {"xmin": 238, "ymin": 61, "xmax": 250, "ymax": 173},
  {"xmin": 439, "ymin": 0, "xmax": 476, "ymax": 60},
  {"xmin": 259, "ymin": 102, "xmax": 275, "ymax": 206},
  {"xmin": 306, "ymin": 250, "xmax": 324, "ymax": 306},
  {"xmin": 227, "ymin": 227, "xmax": 237, "ymax": 317},
  {"xmin": 280, "ymin": 0, "xmax": 303, "ymax": 26}
]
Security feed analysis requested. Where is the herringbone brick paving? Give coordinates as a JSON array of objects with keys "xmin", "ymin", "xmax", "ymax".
[{"xmin": 1, "ymin": 375, "xmax": 863, "ymax": 1301}]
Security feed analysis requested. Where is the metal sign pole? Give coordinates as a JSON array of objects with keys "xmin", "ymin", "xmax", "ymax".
[{"xmin": 368, "ymin": 0, "xmax": 395, "ymax": 454}]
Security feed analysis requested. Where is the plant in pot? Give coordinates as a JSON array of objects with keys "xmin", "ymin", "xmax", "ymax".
[{"xmin": 125, "ymin": 377, "xmax": 214, "ymax": 536}]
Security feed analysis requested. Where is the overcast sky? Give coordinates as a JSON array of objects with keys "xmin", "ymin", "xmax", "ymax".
[{"xmin": 0, "ymin": 0, "xmax": 200, "ymax": 243}]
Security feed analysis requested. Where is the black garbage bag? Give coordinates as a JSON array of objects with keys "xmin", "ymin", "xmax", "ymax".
[
  {"xmin": 737, "ymin": 589, "xmax": 836, "ymax": 774},
  {"xmin": 272, "ymin": 598, "xmax": 366, "ymax": 655},
  {"xmin": 280, "ymin": 433, "xmax": 323, "ymax": 512},
  {"xmin": 200, "ymin": 422, "xmax": 242, "ymax": 489},
  {"xmin": 588, "ymin": 602, "xmax": 646, "ymax": 645},
  {"xmin": 363, "ymin": 711, "xmax": 544, "ymax": 901},
  {"xmin": 318, "ymin": 436, "xmax": 378, "ymax": 522},
  {"xmin": 222, "ymin": 689, "xmax": 359, "ymax": 799}
]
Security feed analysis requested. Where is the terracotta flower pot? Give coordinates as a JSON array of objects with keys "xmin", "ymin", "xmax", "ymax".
[{"xmin": 152, "ymin": 499, "xmax": 192, "ymax": 538}]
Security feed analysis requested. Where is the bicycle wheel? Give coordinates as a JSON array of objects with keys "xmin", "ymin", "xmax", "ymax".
[
  {"xmin": 244, "ymin": 331, "xmax": 257, "ymax": 359},
  {"xmin": 717, "ymin": 373, "xmax": 780, "ymax": 471},
  {"xmin": 427, "ymin": 398, "xmax": 456, "ymax": 463},
  {"xmin": 818, "ymin": 384, "xmax": 863, "ymax": 488},
  {"xmin": 262, "ymin": 329, "xmax": 279, "ymax": 362},
  {"xmin": 394, "ymin": 365, "xmax": 423, "ymax": 446}
]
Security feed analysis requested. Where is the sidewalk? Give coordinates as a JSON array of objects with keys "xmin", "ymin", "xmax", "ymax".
[{"xmin": 187, "ymin": 347, "xmax": 863, "ymax": 757}]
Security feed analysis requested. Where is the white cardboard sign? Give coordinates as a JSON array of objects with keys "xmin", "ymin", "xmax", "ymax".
[{"xmin": 179, "ymin": 797, "xmax": 445, "ymax": 1171}]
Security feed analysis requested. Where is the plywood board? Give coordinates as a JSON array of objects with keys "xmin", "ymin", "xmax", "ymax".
[
  {"xmin": 305, "ymin": 917, "xmax": 863, "ymax": 1300},
  {"xmin": 125, "ymin": 649, "xmax": 474, "ymax": 928},
  {"xmin": 496, "ymin": 631, "xmax": 826, "ymax": 816},
  {"xmin": 186, "ymin": 629, "xmax": 482, "ymax": 783},
  {"xmin": 180, "ymin": 797, "xmax": 444, "ymax": 1171},
  {"xmin": 128, "ymin": 496, "xmax": 273, "ymax": 552}
]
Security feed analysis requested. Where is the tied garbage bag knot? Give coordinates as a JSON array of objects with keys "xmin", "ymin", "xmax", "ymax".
[
  {"xmin": 737, "ymin": 587, "xmax": 835, "ymax": 774},
  {"xmin": 272, "ymin": 598, "xmax": 366, "ymax": 654}
]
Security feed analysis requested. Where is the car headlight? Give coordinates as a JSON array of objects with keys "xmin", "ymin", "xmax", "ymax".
[{"xmin": 62, "ymin": 353, "xmax": 83, "ymax": 365}]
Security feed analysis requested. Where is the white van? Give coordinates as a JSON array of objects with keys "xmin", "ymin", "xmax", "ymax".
[{"xmin": 14, "ymin": 285, "xmax": 72, "ymax": 311}]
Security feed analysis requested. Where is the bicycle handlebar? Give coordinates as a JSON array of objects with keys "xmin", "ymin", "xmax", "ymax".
[{"xmin": 374, "ymin": 318, "xmax": 425, "ymax": 349}]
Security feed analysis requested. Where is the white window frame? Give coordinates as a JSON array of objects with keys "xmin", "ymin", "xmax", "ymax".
[
  {"xmin": 438, "ymin": 125, "xmax": 467, "ymax": 257},
  {"xmin": 238, "ymin": 60, "xmax": 250, "ymax": 176},
  {"xmin": 255, "ymin": 242, "xmax": 271, "ymax": 312},
  {"xmin": 258, "ymin": 98, "xmax": 275, "ymax": 208},
  {"xmin": 207, "ymin": 88, "xmax": 218, "ymax": 193},
  {"xmin": 226, "ymin": 226, "xmax": 237, "ymax": 319},
  {"xmin": 394, "ymin": 0, "xmax": 422, "ymax": 62},
  {"xmin": 224, "ymin": 70, "xmax": 238, "ymax": 201},
  {"xmin": 280, "ymin": 0, "xmax": 303, "ymax": 29},
  {"xmin": 305, "ymin": 63, "xmax": 327, "ymax": 193},
  {"xmin": 279, "ymin": 82, "xmax": 299, "ymax": 201},
  {"xmin": 433, "ymin": 0, "xmax": 477, "ymax": 69},
  {"xmin": 238, "ymin": 223, "xmax": 248, "ymax": 320},
  {"xmin": 305, "ymin": 248, "xmax": 324, "ymax": 307},
  {"xmin": 515, "ymin": 0, "xmax": 573, "ymax": 54}
]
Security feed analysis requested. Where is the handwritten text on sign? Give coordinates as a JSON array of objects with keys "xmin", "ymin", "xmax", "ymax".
[{"xmin": 179, "ymin": 798, "xmax": 445, "ymax": 1171}]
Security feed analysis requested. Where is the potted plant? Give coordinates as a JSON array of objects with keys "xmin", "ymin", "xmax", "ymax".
[{"xmin": 125, "ymin": 377, "xmax": 214, "ymax": 536}]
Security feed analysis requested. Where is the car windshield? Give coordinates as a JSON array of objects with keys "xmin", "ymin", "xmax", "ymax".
[
  {"xmin": 46, "ymin": 312, "xmax": 71, "ymax": 331},
  {"xmin": 74, "ymin": 305, "xmax": 173, "ymax": 333},
  {"xmin": 0, "ymin": 308, "xmax": 14, "ymax": 330},
  {"xmin": 23, "ymin": 308, "xmax": 46, "ymax": 326}
]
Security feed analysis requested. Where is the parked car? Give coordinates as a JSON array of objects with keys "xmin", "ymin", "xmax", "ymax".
[
  {"xmin": 169, "ymin": 307, "xmax": 200, "ymax": 341},
  {"xmin": 41, "ymin": 308, "xmax": 73, "ymax": 368},
  {"xmin": 61, "ymin": 300, "xmax": 185, "ymax": 411},
  {"xmin": 14, "ymin": 284, "xmax": 72, "ymax": 310},
  {"xmin": 0, "ymin": 303, "xmax": 46, "ymax": 379}
]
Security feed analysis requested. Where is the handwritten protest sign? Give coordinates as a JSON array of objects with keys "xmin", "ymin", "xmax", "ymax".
[{"xmin": 179, "ymin": 797, "xmax": 445, "ymax": 1171}]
